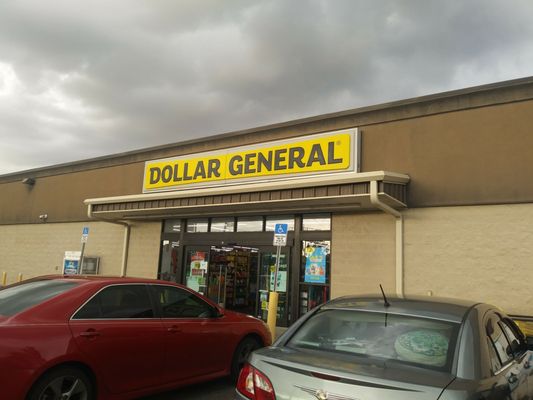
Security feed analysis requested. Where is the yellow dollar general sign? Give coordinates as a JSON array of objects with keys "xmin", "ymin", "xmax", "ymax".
[{"xmin": 143, "ymin": 129, "xmax": 358, "ymax": 193}]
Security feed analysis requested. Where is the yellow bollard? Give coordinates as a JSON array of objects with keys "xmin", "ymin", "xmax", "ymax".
[
  {"xmin": 266, "ymin": 291, "xmax": 279, "ymax": 339},
  {"xmin": 17, "ymin": 273, "xmax": 23, "ymax": 282},
  {"xmin": 2, "ymin": 272, "xmax": 6, "ymax": 286}
]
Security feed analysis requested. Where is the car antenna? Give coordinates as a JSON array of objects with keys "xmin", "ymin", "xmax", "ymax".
[{"xmin": 379, "ymin": 284, "xmax": 391, "ymax": 308}]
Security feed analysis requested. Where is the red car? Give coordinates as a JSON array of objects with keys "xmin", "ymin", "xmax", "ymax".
[{"xmin": 0, "ymin": 275, "xmax": 271, "ymax": 400}]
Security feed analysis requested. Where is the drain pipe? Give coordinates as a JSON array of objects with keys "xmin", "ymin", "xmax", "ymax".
[
  {"xmin": 369, "ymin": 180, "xmax": 404, "ymax": 297},
  {"xmin": 87, "ymin": 204, "xmax": 131, "ymax": 277}
]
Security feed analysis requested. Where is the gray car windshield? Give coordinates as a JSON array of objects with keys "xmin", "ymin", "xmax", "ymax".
[
  {"xmin": 0, "ymin": 280, "xmax": 78, "ymax": 316},
  {"xmin": 287, "ymin": 309, "xmax": 460, "ymax": 371}
]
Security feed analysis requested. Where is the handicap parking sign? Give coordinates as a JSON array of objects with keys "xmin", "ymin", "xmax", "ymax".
[
  {"xmin": 273, "ymin": 223, "xmax": 288, "ymax": 246},
  {"xmin": 275, "ymin": 224, "xmax": 288, "ymax": 234}
]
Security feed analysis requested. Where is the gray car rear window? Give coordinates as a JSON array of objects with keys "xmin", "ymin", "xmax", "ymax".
[
  {"xmin": 0, "ymin": 280, "xmax": 78, "ymax": 316},
  {"xmin": 287, "ymin": 309, "xmax": 460, "ymax": 371}
]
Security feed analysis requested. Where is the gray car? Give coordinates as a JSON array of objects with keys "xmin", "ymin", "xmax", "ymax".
[{"xmin": 235, "ymin": 295, "xmax": 533, "ymax": 400}]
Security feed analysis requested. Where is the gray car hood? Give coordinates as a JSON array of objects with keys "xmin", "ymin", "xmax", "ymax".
[{"xmin": 248, "ymin": 346, "xmax": 455, "ymax": 400}]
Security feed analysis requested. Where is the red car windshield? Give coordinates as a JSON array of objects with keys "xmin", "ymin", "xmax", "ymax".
[
  {"xmin": 287, "ymin": 309, "xmax": 460, "ymax": 372},
  {"xmin": 0, "ymin": 279, "xmax": 78, "ymax": 316}
]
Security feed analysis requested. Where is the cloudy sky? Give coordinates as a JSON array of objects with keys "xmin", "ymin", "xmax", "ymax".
[{"xmin": 1, "ymin": 0, "xmax": 533, "ymax": 175}]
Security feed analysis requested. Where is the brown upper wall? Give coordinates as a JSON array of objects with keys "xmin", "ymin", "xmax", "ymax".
[
  {"xmin": 363, "ymin": 100, "xmax": 533, "ymax": 206},
  {"xmin": 0, "ymin": 164, "xmax": 145, "ymax": 224},
  {"xmin": 1, "ymin": 77, "xmax": 533, "ymax": 224}
]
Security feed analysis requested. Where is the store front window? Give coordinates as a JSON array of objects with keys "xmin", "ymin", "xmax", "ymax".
[
  {"xmin": 302, "ymin": 214, "xmax": 331, "ymax": 231},
  {"xmin": 210, "ymin": 217, "xmax": 235, "ymax": 232},
  {"xmin": 299, "ymin": 240, "xmax": 331, "ymax": 315},
  {"xmin": 163, "ymin": 219, "xmax": 181, "ymax": 233},
  {"xmin": 184, "ymin": 249, "xmax": 209, "ymax": 296},
  {"xmin": 187, "ymin": 219, "xmax": 209, "ymax": 233},
  {"xmin": 237, "ymin": 216, "xmax": 264, "ymax": 232},
  {"xmin": 159, "ymin": 239, "xmax": 180, "ymax": 282},
  {"xmin": 158, "ymin": 213, "xmax": 330, "ymax": 327}
]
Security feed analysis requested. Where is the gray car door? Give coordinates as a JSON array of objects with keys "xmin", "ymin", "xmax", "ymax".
[{"xmin": 480, "ymin": 313, "xmax": 530, "ymax": 399}]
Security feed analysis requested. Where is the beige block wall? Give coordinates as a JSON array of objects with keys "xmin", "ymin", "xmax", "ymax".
[
  {"xmin": 331, "ymin": 212, "xmax": 396, "ymax": 298},
  {"xmin": 125, "ymin": 221, "xmax": 162, "ymax": 279},
  {"xmin": 404, "ymin": 204, "xmax": 533, "ymax": 315},
  {"xmin": 332, "ymin": 203, "xmax": 533, "ymax": 316},
  {"xmin": 0, "ymin": 221, "xmax": 161, "ymax": 284}
]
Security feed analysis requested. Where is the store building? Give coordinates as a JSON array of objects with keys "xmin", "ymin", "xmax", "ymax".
[{"xmin": 1, "ymin": 77, "xmax": 533, "ymax": 326}]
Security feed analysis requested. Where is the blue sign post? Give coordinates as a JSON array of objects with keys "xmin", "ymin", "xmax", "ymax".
[
  {"xmin": 79, "ymin": 226, "xmax": 89, "ymax": 274},
  {"xmin": 268, "ymin": 223, "xmax": 289, "ymax": 335}
]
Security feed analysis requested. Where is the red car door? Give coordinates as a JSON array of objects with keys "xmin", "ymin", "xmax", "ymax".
[
  {"xmin": 69, "ymin": 284, "xmax": 167, "ymax": 394},
  {"xmin": 151, "ymin": 285, "xmax": 235, "ymax": 383}
]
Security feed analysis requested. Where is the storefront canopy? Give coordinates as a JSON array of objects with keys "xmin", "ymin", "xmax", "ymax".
[{"xmin": 84, "ymin": 171, "xmax": 409, "ymax": 221}]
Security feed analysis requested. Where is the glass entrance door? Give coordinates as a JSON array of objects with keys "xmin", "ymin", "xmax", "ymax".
[
  {"xmin": 208, "ymin": 248, "xmax": 228, "ymax": 307},
  {"xmin": 208, "ymin": 246, "xmax": 259, "ymax": 312},
  {"xmin": 184, "ymin": 245, "xmax": 291, "ymax": 327},
  {"xmin": 257, "ymin": 248, "xmax": 290, "ymax": 327}
]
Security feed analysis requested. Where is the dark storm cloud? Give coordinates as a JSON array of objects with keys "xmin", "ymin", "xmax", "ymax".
[{"xmin": 0, "ymin": 0, "xmax": 533, "ymax": 174}]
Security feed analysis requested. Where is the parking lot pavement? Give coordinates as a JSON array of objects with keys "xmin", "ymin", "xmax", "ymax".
[{"xmin": 138, "ymin": 377, "xmax": 235, "ymax": 400}]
